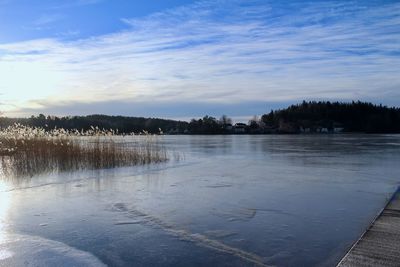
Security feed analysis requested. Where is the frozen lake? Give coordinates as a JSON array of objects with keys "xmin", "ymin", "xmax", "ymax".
[{"xmin": 1, "ymin": 135, "xmax": 400, "ymax": 266}]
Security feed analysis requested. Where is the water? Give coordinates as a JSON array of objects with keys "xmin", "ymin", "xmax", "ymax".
[{"xmin": 1, "ymin": 135, "xmax": 400, "ymax": 267}]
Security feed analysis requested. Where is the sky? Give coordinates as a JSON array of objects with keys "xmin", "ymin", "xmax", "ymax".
[{"xmin": 0, "ymin": 0, "xmax": 399, "ymax": 120}]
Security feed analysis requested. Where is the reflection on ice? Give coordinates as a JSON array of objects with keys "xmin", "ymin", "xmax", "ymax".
[
  {"xmin": 0, "ymin": 234, "xmax": 106, "ymax": 266},
  {"xmin": 0, "ymin": 181, "xmax": 12, "ymax": 243},
  {"xmin": 0, "ymin": 249, "xmax": 13, "ymax": 261}
]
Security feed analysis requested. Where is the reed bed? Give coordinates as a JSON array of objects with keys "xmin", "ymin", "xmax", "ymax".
[{"xmin": 0, "ymin": 124, "xmax": 168, "ymax": 178}]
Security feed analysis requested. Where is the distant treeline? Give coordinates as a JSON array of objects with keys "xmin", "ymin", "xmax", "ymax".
[
  {"xmin": 261, "ymin": 101, "xmax": 400, "ymax": 133},
  {"xmin": 1, "ymin": 101, "xmax": 400, "ymax": 134}
]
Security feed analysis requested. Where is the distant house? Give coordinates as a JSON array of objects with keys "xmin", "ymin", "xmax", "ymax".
[
  {"xmin": 300, "ymin": 127, "xmax": 311, "ymax": 133},
  {"xmin": 333, "ymin": 127, "xmax": 344, "ymax": 133},
  {"xmin": 167, "ymin": 128, "xmax": 179, "ymax": 134},
  {"xmin": 278, "ymin": 120, "xmax": 298, "ymax": 133},
  {"xmin": 224, "ymin": 123, "xmax": 233, "ymax": 131},
  {"xmin": 263, "ymin": 125, "xmax": 278, "ymax": 134},
  {"xmin": 234, "ymin": 123, "xmax": 246, "ymax": 133}
]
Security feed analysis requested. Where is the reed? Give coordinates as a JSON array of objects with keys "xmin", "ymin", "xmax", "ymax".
[{"xmin": 0, "ymin": 124, "xmax": 168, "ymax": 178}]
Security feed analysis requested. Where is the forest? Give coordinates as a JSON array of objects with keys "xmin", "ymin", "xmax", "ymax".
[{"xmin": 261, "ymin": 101, "xmax": 400, "ymax": 133}]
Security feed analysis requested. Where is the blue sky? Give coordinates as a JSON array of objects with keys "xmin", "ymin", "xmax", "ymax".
[
  {"xmin": 0, "ymin": 0, "xmax": 399, "ymax": 120},
  {"xmin": 0, "ymin": 0, "xmax": 197, "ymax": 42}
]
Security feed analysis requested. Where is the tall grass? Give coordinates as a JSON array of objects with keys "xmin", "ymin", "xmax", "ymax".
[{"xmin": 0, "ymin": 124, "xmax": 168, "ymax": 178}]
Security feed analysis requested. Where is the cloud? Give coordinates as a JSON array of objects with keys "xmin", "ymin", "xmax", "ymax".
[
  {"xmin": 1, "ymin": 0, "xmax": 400, "ymax": 117},
  {"xmin": 49, "ymin": 0, "xmax": 104, "ymax": 9},
  {"xmin": 33, "ymin": 14, "xmax": 65, "ymax": 27}
]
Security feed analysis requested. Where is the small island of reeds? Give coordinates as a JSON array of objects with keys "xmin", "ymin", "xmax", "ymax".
[{"xmin": 0, "ymin": 124, "xmax": 168, "ymax": 178}]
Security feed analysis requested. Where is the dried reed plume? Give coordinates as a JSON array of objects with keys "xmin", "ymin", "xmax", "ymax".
[{"xmin": 0, "ymin": 124, "xmax": 168, "ymax": 178}]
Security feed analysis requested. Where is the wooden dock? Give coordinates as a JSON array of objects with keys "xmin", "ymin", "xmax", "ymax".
[{"xmin": 337, "ymin": 187, "xmax": 400, "ymax": 266}]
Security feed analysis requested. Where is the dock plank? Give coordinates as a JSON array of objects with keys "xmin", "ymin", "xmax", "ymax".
[{"xmin": 337, "ymin": 189, "xmax": 400, "ymax": 267}]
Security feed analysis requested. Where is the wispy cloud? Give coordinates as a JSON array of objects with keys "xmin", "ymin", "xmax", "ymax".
[
  {"xmin": 1, "ymin": 0, "xmax": 400, "ymax": 117},
  {"xmin": 49, "ymin": 0, "xmax": 104, "ymax": 10},
  {"xmin": 33, "ymin": 14, "xmax": 65, "ymax": 27}
]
